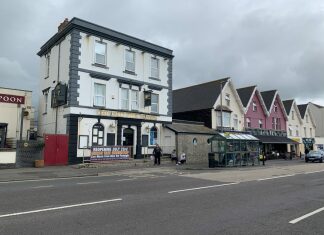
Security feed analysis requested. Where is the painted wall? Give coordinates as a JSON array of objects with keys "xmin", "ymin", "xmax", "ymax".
[
  {"xmin": 38, "ymin": 34, "xmax": 71, "ymax": 136},
  {"xmin": 308, "ymin": 103, "xmax": 324, "ymax": 137},
  {"xmin": 0, "ymin": 87, "xmax": 32, "ymax": 141},
  {"xmin": 212, "ymin": 81, "xmax": 244, "ymax": 131},
  {"xmin": 287, "ymin": 103, "xmax": 302, "ymax": 139},
  {"xmin": 265, "ymin": 95, "xmax": 287, "ymax": 131},
  {"xmin": 301, "ymin": 108, "xmax": 316, "ymax": 139},
  {"xmin": 245, "ymin": 91, "xmax": 267, "ymax": 129}
]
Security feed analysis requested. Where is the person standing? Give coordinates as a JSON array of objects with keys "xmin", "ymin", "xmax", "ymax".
[{"xmin": 153, "ymin": 144, "xmax": 162, "ymax": 165}]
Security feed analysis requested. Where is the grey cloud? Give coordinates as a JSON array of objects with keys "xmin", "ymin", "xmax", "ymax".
[{"xmin": 0, "ymin": 0, "xmax": 323, "ymax": 106}]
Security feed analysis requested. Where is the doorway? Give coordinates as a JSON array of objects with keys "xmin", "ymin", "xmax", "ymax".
[{"xmin": 123, "ymin": 128, "xmax": 134, "ymax": 146}]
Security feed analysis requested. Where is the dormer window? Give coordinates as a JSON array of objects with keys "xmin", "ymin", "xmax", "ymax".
[
  {"xmin": 225, "ymin": 94, "xmax": 230, "ymax": 106},
  {"xmin": 253, "ymin": 101, "xmax": 257, "ymax": 112},
  {"xmin": 291, "ymin": 110, "xmax": 295, "ymax": 120}
]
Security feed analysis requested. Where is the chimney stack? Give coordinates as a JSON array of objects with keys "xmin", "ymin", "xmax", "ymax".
[{"xmin": 58, "ymin": 18, "xmax": 69, "ymax": 32}]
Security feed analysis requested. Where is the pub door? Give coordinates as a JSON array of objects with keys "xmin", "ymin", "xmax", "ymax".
[{"xmin": 123, "ymin": 128, "xmax": 134, "ymax": 156}]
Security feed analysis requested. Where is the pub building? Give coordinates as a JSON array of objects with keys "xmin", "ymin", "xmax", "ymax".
[
  {"xmin": 0, "ymin": 87, "xmax": 33, "ymax": 148},
  {"xmin": 37, "ymin": 18, "xmax": 173, "ymax": 163}
]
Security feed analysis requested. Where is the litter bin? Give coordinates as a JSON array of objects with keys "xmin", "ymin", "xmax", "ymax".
[{"xmin": 208, "ymin": 153, "xmax": 215, "ymax": 168}]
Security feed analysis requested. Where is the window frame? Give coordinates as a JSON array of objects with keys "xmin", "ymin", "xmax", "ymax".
[
  {"xmin": 246, "ymin": 118, "xmax": 251, "ymax": 128},
  {"xmin": 125, "ymin": 49, "xmax": 135, "ymax": 73},
  {"xmin": 94, "ymin": 41, "xmax": 107, "ymax": 65},
  {"xmin": 252, "ymin": 101, "xmax": 257, "ymax": 112},
  {"xmin": 92, "ymin": 123, "xmax": 104, "ymax": 146},
  {"xmin": 121, "ymin": 88, "xmax": 129, "ymax": 110},
  {"xmin": 44, "ymin": 90, "xmax": 49, "ymax": 114},
  {"xmin": 149, "ymin": 126, "xmax": 158, "ymax": 145},
  {"xmin": 45, "ymin": 54, "xmax": 50, "ymax": 78},
  {"xmin": 259, "ymin": 119, "xmax": 263, "ymax": 129},
  {"xmin": 225, "ymin": 93, "xmax": 230, "ymax": 106},
  {"xmin": 151, "ymin": 93, "xmax": 159, "ymax": 113},
  {"xmin": 291, "ymin": 110, "xmax": 295, "ymax": 120},
  {"xmin": 131, "ymin": 90, "xmax": 139, "ymax": 111},
  {"xmin": 151, "ymin": 57, "xmax": 160, "ymax": 79},
  {"xmin": 93, "ymin": 83, "xmax": 106, "ymax": 107}
]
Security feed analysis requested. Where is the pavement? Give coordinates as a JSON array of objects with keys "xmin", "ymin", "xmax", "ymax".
[{"xmin": 0, "ymin": 157, "xmax": 323, "ymax": 183}]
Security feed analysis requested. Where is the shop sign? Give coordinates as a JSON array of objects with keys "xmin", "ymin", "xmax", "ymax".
[
  {"xmin": 90, "ymin": 146, "xmax": 130, "ymax": 161},
  {"xmin": 0, "ymin": 94, "xmax": 25, "ymax": 104},
  {"xmin": 99, "ymin": 110, "xmax": 157, "ymax": 121},
  {"xmin": 291, "ymin": 138, "xmax": 300, "ymax": 143},
  {"xmin": 302, "ymin": 138, "xmax": 315, "ymax": 144}
]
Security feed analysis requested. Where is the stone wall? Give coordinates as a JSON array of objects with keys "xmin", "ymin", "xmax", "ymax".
[{"xmin": 177, "ymin": 134, "xmax": 213, "ymax": 164}]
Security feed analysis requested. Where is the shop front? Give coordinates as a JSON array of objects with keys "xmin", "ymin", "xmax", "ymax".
[
  {"xmin": 302, "ymin": 138, "xmax": 315, "ymax": 153},
  {"xmin": 209, "ymin": 132, "xmax": 260, "ymax": 167}
]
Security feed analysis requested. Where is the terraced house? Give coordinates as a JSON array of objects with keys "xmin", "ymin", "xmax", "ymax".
[{"xmin": 37, "ymin": 18, "xmax": 173, "ymax": 163}]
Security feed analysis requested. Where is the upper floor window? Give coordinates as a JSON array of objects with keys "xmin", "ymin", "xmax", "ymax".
[
  {"xmin": 225, "ymin": 94, "xmax": 230, "ymax": 106},
  {"xmin": 291, "ymin": 111, "xmax": 295, "ymax": 120},
  {"xmin": 125, "ymin": 50, "xmax": 135, "ymax": 72},
  {"xmin": 276, "ymin": 118, "xmax": 281, "ymax": 130},
  {"xmin": 288, "ymin": 126, "xmax": 292, "ymax": 136},
  {"xmin": 131, "ymin": 90, "xmax": 139, "ymax": 111},
  {"xmin": 310, "ymin": 128, "xmax": 313, "ymax": 137},
  {"xmin": 45, "ymin": 54, "xmax": 50, "ymax": 78},
  {"xmin": 43, "ymin": 90, "xmax": 49, "ymax": 114},
  {"xmin": 246, "ymin": 118, "xmax": 251, "ymax": 128},
  {"xmin": 233, "ymin": 114, "xmax": 238, "ymax": 130},
  {"xmin": 253, "ymin": 101, "xmax": 257, "ymax": 112},
  {"xmin": 296, "ymin": 125, "xmax": 299, "ymax": 136},
  {"xmin": 259, "ymin": 119, "xmax": 263, "ymax": 129},
  {"xmin": 151, "ymin": 57, "xmax": 159, "ymax": 79},
  {"xmin": 304, "ymin": 127, "xmax": 307, "ymax": 137},
  {"xmin": 93, "ymin": 83, "xmax": 106, "ymax": 107},
  {"xmin": 151, "ymin": 94, "xmax": 159, "ymax": 113},
  {"xmin": 306, "ymin": 114, "xmax": 309, "ymax": 123},
  {"xmin": 274, "ymin": 104, "xmax": 278, "ymax": 113},
  {"xmin": 121, "ymin": 88, "xmax": 129, "ymax": 110},
  {"xmin": 95, "ymin": 41, "xmax": 107, "ymax": 65},
  {"xmin": 272, "ymin": 117, "xmax": 276, "ymax": 130}
]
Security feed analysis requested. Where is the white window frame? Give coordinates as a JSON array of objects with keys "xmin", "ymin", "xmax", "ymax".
[
  {"xmin": 225, "ymin": 94, "xmax": 230, "ymax": 106},
  {"xmin": 288, "ymin": 126, "xmax": 292, "ymax": 136},
  {"xmin": 151, "ymin": 57, "xmax": 159, "ymax": 78},
  {"xmin": 259, "ymin": 119, "xmax": 263, "ymax": 129},
  {"xmin": 94, "ymin": 41, "xmax": 107, "ymax": 65},
  {"xmin": 131, "ymin": 90, "xmax": 139, "ymax": 111},
  {"xmin": 151, "ymin": 93, "xmax": 159, "ymax": 113},
  {"xmin": 310, "ymin": 128, "xmax": 313, "ymax": 137},
  {"xmin": 125, "ymin": 49, "xmax": 135, "ymax": 72},
  {"xmin": 44, "ymin": 90, "xmax": 49, "ymax": 114},
  {"xmin": 291, "ymin": 111, "xmax": 295, "ymax": 120},
  {"xmin": 233, "ymin": 114, "xmax": 238, "ymax": 130},
  {"xmin": 121, "ymin": 88, "xmax": 129, "ymax": 110},
  {"xmin": 296, "ymin": 125, "xmax": 299, "ymax": 136},
  {"xmin": 304, "ymin": 127, "xmax": 307, "ymax": 137},
  {"xmin": 93, "ymin": 83, "xmax": 106, "ymax": 107},
  {"xmin": 252, "ymin": 101, "xmax": 257, "ymax": 112},
  {"xmin": 306, "ymin": 114, "xmax": 309, "ymax": 123},
  {"xmin": 223, "ymin": 112, "xmax": 231, "ymax": 127},
  {"xmin": 246, "ymin": 118, "xmax": 251, "ymax": 128},
  {"xmin": 274, "ymin": 104, "xmax": 278, "ymax": 113}
]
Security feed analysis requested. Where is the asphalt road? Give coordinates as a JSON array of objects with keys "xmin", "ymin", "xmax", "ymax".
[{"xmin": 0, "ymin": 168, "xmax": 324, "ymax": 234}]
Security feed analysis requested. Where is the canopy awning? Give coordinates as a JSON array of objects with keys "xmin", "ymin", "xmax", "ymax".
[
  {"xmin": 254, "ymin": 135, "xmax": 299, "ymax": 144},
  {"xmin": 218, "ymin": 133, "xmax": 259, "ymax": 141}
]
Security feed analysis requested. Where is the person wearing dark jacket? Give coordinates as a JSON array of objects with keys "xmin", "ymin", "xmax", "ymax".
[{"xmin": 153, "ymin": 144, "xmax": 162, "ymax": 165}]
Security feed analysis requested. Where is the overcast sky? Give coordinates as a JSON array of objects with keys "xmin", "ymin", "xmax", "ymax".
[{"xmin": 0, "ymin": 0, "xmax": 324, "ymax": 106}]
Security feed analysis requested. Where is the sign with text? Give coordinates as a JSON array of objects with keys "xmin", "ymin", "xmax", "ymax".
[
  {"xmin": 99, "ymin": 110, "xmax": 157, "ymax": 121},
  {"xmin": 90, "ymin": 146, "xmax": 130, "ymax": 162},
  {"xmin": 0, "ymin": 93, "xmax": 25, "ymax": 104}
]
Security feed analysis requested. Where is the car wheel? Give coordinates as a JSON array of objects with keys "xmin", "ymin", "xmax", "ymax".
[
  {"xmin": 320, "ymin": 159, "xmax": 323, "ymax": 163},
  {"xmin": 305, "ymin": 159, "xmax": 308, "ymax": 163}
]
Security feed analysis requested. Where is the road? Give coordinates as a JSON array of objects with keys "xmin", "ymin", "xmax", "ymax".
[{"xmin": 0, "ymin": 166, "xmax": 324, "ymax": 234}]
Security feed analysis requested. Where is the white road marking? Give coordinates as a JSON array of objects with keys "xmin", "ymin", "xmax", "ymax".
[
  {"xmin": 0, "ymin": 198, "xmax": 122, "ymax": 219},
  {"xmin": 168, "ymin": 182, "xmax": 239, "ymax": 194},
  {"xmin": 31, "ymin": 185, "xmax": 54, "ymax": 189},
  {"xmin": 304, "ymin": 170, "xmax": 324, "ymax": 175},
  {"xmin": 0, "ymin": 175, "xmax": 101, "ymax": 184},
  {"xmin": 257, "ymin": 174, "xmax": 295, "ymax": 181},
  {"xmin": 76, "ymin": 182, "xmax": 100, "ymax": 185},
  {"xmin": 289, "ymin": 206, "xmax": 324, "ymax": 224},
  {"xmin": 116, "ymin": 178, "xmax": 136, "ymax": 182}
]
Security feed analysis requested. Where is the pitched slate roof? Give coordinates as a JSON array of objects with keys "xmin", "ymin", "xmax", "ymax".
[
  {"xmin": 260, "ymin": 90, "xmax": 277, "ymax": 111},
  {"xmin": 297, "ymin": 104, "xmax": 308, "ymax": 119},
  {"xmin": 236, "ymin": 86, "xmax": 256, "ymax": 108},
  {"xmin": 165, "ymin": 120, "xmax": 217, "ymax": 135},
  {"xmin": 282, "ymin": 100, "xmax": 294, "ymax": 115},
  {"xmin": 173, "ymin": 78, "xmax": 230, "ymax": 113}
]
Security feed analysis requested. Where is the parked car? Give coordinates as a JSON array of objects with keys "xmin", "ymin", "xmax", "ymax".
[{"xmin": 305, "ymin": 150, "xmax": 324, "ymax": 163}]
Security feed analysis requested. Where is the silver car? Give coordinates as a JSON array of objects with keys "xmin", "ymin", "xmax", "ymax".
[{"xmin": 305, "ymin": 150, "xmax": 324, "ymax": 163}]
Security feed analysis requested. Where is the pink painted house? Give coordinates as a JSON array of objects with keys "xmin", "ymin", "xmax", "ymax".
[{"xmin": 237, "ymin": 87, "xmax": 295, "ymax": 158}]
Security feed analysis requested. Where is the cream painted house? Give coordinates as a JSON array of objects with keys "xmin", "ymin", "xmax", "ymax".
[
  {"xmin": 298, "ymin": 104, "xmax": 316, "ymax": 154},
  {"xmin": 283, "ymin": 99, "xmax": 303, "ymax": 156}
]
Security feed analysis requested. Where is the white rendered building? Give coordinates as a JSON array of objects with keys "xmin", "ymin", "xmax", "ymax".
[{"xmin": 37, "ymin": 18, "xmax": 173, "ymax": 163}]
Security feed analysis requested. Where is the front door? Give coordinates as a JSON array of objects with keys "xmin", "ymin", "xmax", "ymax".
[{"xmin": 123, "ymin": 128, "xmax": 134, "ymax": 156}]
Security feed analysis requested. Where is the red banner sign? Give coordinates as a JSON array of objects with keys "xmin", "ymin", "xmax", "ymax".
[{"xmin": 0, "ymin": 94, "xmax": 25, "ymax": 104}]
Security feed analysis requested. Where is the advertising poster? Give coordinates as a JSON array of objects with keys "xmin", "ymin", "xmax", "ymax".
[{"xmin": 90, "ymin": 146, "xmax": 130, "ymax": 162}]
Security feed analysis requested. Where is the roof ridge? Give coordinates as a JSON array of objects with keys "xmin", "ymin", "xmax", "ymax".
[{"xmin": 174, "ymin": 77, "xmax": 230, "ymax": 91}]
